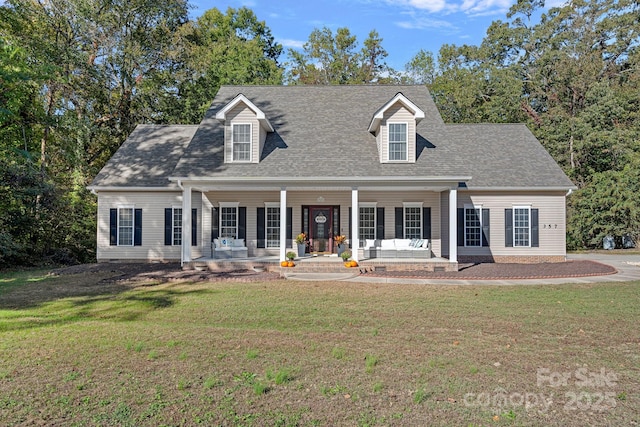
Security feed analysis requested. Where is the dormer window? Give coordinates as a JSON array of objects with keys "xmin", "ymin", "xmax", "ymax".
[
  {"xmin": 232, "ymin": 123, "xmax": 252, "ymax": 162},
  {"xmin": 388, "ymin": 122, "xmax": 408, "ymax": 161}
]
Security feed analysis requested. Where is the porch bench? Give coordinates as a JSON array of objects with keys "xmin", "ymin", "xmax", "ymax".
[
  {"xmin": 363, "ymin": 238, "xmax": 431, "ymax": 259},
  {"xmin": 212, "ymin": 238, "xmax": 248, "ymax": 259}
]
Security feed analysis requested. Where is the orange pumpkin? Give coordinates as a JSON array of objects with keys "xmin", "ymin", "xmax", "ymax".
[
  {"xmin": 344, "ymin": 262, "xmax": 351, "ymax": 268},
  {"xmin": 280, "ymin": 261, "xmax": 288, "ymax": 267},
  {"xmin": 350, "ymin": 261, "xmax": 358, "ymax": 267},
  {"xmin": 287, "ymin": 261, "xmax": 295, "ymax": 267}
]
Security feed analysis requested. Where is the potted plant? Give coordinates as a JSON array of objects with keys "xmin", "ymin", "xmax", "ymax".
[
  {"xmin": 334, "ymin": 234, "xmax": 347, "ymax": 256},
  {"xmin": 340, "ymin": 250, "xmax": 351, "ymax": 266},
  {"xmin": 282, "ymin": 251, "xmax": 296, "ymax": 267},
  {"xmin": 295, "ymin": 233, "xmax": 307, "ymax": 257}
]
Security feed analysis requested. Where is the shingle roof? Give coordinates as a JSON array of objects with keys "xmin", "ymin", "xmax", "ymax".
[
  {"xmin": 91, "ymin": 85, "xmax": 574, "ymax": 190},
  {"xmin": 90, "ymin": 124, "xmax": 198, "ymax": 188}
]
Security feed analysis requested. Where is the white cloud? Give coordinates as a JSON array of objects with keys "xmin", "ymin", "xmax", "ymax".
[
  {"xmin": 384, "ymin": 0, "xmax": 512, "ymax": 15},
  {"xmin": 395, "ymin": 16, "xmax": 457, "ymax": 30},
  {"xmin": 278, "ymin": 38, "xmax": 306, "ymax": 49},
  {"xmin": 459, "ymin": 0, "xmax": 511, "ymax": 14}
]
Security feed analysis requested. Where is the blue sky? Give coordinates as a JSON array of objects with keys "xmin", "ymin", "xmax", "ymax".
[{"xmin": 192, "ymin": 0, "xmax": 565, "ymax": 70}]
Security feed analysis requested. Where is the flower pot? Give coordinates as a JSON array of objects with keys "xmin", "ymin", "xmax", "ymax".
[
  {"xmin": 337, "ymin": 244, "xmax": 345, "ymax": 256},
  {"xmin": 297, "ymin": 243, "xmax": 306, "ymax": 257}
]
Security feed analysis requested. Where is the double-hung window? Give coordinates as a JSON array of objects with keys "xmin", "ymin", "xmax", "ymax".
[
  {"xmin": 388, "ymin": 123, "xmax": 407, "ymax": 161},
  {"xmin": 265, "ymin": 204, "xmax": 280, "ymax": 248},
  {"xmin": 513, "ymin": 207, "xmax": 531, "ymax": 247},
  {"xmin": 172, "ymin": 208, "xmax": 183, "ymax": 246},
  {"xmin": 404, "ymin": 204, "xmax": 422, "ymax": 239},
  {"xmin": 232, "ymin": 123, "xmax": 251, "ymax": 162},
  {"xmin": 464, "ymin": 206, "xmax": 482, "ymax": 247},
  {"xmin": 118, "ymin": 207, "xmax": 134, "ymax": 246},
  {"xmin": 359, "ymin": 206, "xmax": 376, "ymax": 240},
  {"xmin": 220, "ymin": 204, "xmax": 238, "ymax": 238}
]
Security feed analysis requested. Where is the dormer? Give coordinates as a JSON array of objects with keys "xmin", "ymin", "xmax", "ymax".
[
  {"xmin": 215, "ymin": 94, "xmax": 274, "ymax": 164},
  {"xmin": 368, "ymin": 93, "xmax": 425, "ymax": 164}
]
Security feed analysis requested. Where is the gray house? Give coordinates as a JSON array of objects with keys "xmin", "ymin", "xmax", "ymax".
[{"xmin": 89, "ymin": 85, "xmax": 575, "ymax": 269}]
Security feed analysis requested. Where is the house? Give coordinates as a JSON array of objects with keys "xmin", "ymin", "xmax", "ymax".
[{"xmin": 88, "ymin": 85, "xmax": 576, "ymax": 269}]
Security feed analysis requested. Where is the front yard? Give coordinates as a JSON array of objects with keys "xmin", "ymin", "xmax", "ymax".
[{"xmin": 0, "ymin": 267, "xmax": 638, "ymax": 426}]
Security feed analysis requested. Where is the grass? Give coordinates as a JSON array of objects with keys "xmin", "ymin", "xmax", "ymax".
[{"xmin": 0, "ymin": 268, "xmax": 639, "ymax": 426}]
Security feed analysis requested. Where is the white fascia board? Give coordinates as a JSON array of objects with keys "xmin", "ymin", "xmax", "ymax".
[
  {"xmin": 87, "ymin": 186, "xmax": 181, "ymax": 193},
  {"xmin": 214, "ymin": 93, "xmax": 274, "ymax": 132},
  {"xmin": 368, "ymin": 92, "xmax": 426, "ymax": 133},
  {"xmin": 460, "ymin": 186, "xmax": 577, "ymax": 192}
]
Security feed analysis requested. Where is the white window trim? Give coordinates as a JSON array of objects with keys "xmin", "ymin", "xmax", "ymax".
[
  {"xmin": 171, "ymin": 206, "xmax": 183, "ymax": 246},
  {"xmin": 232, "ymin": 122, "xmax": 252, "ymax": 163},
  {"xmin": 358, "ymin": 203, "xmax": 377, "ymax": 241},
  {"xmin": 117, "ymin": 205, "xmax": 135, "ymax": 247},
  {"xmin": 264, "ymin": 202, "xmax": 281, "ymax": 249},
  {"xmin": 512, "ymin": 205, "xmax": 532, "ymax": 248},
  {"xmin": 464, "ymin": 204, "xmax": 483, "ymax": 248},
  {"xmin": 402, "ymin": 202, "xmax": 422, "ymax": 239},
  {"xmin": 387, "ymin": 121, "xmax": 409, "ymax": 162},
  {"xmin": 218, "ymin": 202, "xmax": 239, "ymax": 238}
]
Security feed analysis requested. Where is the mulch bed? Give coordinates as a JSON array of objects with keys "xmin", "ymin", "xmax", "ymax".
[{"xmin": 363, "ymin": 260, "xmax": 617, "ymax": 280}]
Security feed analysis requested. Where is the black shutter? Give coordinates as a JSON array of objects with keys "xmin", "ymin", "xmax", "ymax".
[
  {"xmin": 191, "ymin": 208, "xmax": 197, "ymax": 246},
  {"xmin": 164, "ymin": 208, "xmax": 172, "ymax": 246},
  {"xmin": 422, "ymin": 207, "xmax": 431, "ymax": 239},
  {"xmin": 134, "ymin": 208, "xmax": 142, "ymax": 246},
  {"xmin": 348, "ymin": 207, "xmax": 352, "ymax": 248},
  {"xmin": 482, "ymin": 208, "xmax": 490, "ymax": 247},
  {"xmin": 505, "ymin": 208, "xmax": 513, "ymax": 247},
  {"xmin": 109, "ymin": 208, "xmax": 117, "ymax": 246},
  {"xmin": 457, "ymin": 208, "xmax": 464, "ymax": 246},
  {"xmin": 238, "ymin": 207, "xmax": 246, "ymax": 239},
  {"xmin": 211, "ymin": 207, "xmax": 219, "ymax": 240},
  {"xmin": 531, "ymin": 209, "xmax": 539, "ymax": 247},
  {"xmin": 256, "ymin": 207, "xmax": 265, "ymax": 248},
  {"xmin": 286, "ymin": 207, "xmax": 292, "ymax": 247},
  {"xmin": 394, "ymin": 207, "xmax": 403, "ymax": 238},
  {"xmin": 376, "ymin": 207, "xmax": 385, "ymax": 240}
]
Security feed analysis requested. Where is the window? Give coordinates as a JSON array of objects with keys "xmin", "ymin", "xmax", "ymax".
[
  {"xmin": 404, "ymin": 206, "xmax": 421, "ymax": 239},
  {"xmin": 359, "ymin": 206, "xmax": 376, "ymax": 240},
  {"xmin": 172, "ymin": 208, "xmax": 182, "ymax": 246},
  {"xmin": 232, "ymin": 123, "xmax": 251, "ymax": 161},
  {"xmin": 220, "ymin": 206, "xmax": 238, "ymax": 238},
  {"xmin": 118, "ymin": 207, "xmax": 134, "ymax": 246},
  {"xmin": 513, "ymin": 207, "xmax": 530, "ymax": 247},
  {"xmin": 465, "ymin": 206, "xmax": 482, "ymax": 247},
  {"xmin": 266, "ymin": 206, "xmax": 280, "ymax": 248},
  {"xmin": 388, "ymin": 123, "xmax": 407, "ymax": 161}
]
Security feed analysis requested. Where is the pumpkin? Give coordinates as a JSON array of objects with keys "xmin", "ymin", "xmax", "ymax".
[
  {"xmin": 287, "ymin": 261, "xmax": 295, "ymax": 267},
  {"xmin": 350, "ymin": 261, "xmax": 358, "ymax": 267},
  {"xmin": 280, "ymin": 261, "xmax": 288, "ymax": 267},
  {"xmin": 344, "ymin": 262, "xmax": 351, "ymax": 268}
]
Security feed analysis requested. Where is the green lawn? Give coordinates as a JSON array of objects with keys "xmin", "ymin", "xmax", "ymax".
[{"xmin": 0, "ymin": 269, "xmax": 638, "ymax": 426}]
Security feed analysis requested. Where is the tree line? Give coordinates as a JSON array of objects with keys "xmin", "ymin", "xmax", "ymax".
[{"xmin": 1, "ymin": 0, "xmax": 638, "ymax": 266}]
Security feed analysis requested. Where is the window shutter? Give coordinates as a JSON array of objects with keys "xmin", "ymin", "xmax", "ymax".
[
  {"xmin": 134, "ymin": 208, "xmax": 142, "ymax": 246},
  {"xmin": 109, "ymin": 209, "xmax": 117, "ymax": 246},
  {"xmin": 505, "ymin": 209, "xmax": 513, "ymax": 247},
  {"xmin": 394, "ymin": 207, "xmax": 403, "ymax": 238},
  {"xmin": 482, "ymin": 208, "xmax": 490, "ymax": 247},
  {"xmin": 422, "ymin": 207, "xmax": 431, "ymax": 239},
  {"xmin": 376, "ymin": 207, "xmax": 385, "ymax": 239},
  {"xmin": 286, "ymin": 207, "xmax": 293, "ymax": 247},
  {"xmin": 531, "ymin": 209, "xmax": 539, "ymax": 247},
  {"xmin": 457, "ymin": 208, "xmax": 464, "ymax": 247},
  {"xmin": 256, "ymin": 207, "xmax": 265, "ymax": 248},
  {"xmin": 211, "ymin": 207, "xmax": 219, "ymax": 240},
  {"xmin": 191, "ymin": 208, "xmax": 197, "ymax": 246},
  {"xmin": 238, "ymin": 207, "xmax": 246, "ymax": 239},
  {"xmin": 348, "ymin": 207, "xmax": 352, "ymax": 248},
  {"xmin": 164, "ymin": 208, "xmax": 172, "ymax": 246}
]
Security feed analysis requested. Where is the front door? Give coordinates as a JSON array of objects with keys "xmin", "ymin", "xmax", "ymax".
[{"xmin": 310, "ymin": 207, "xmax": 332, "ymax": 253}]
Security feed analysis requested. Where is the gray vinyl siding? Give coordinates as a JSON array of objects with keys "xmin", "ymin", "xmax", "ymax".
[
  {"xmin": 381, "ymin": 103, "xmax": 417, "ymax": 163},
  {"xmin": 96, "ymin": 191, "xmax": 203, "ymax": 261},
  {"xmin": 441, "ymin": 191, "xmax": 567, "ymax": 257},
  {"xmin": 225, "ymin": 104, "xmax": 261, "ymax": 164}
]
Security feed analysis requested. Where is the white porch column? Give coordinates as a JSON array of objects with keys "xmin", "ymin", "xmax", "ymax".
[
  {"xmin": 351, "ymin": 187, "xmax": 359, "ymax": 262},
  {"xmin": 279, "ymin": 187, "xmax": 287, "ymax": 261},
  {"xmin": 448, "ymin": 187, "xmax": 457, "ymax": 263},
  {"xmin": 182, "ymin": 185, "xmax": 192, "ymax": 265}
]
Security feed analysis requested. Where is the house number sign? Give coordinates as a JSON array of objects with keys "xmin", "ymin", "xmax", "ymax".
[{"xmin": 315, "ymin": 213, "xmax": 327, "ymax": 224}]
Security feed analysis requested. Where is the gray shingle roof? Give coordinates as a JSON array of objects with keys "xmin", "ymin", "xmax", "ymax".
[
  {"xmin": 91, "ymin": 85, "xmax": 574, "ymax": 190},
  {"xmin": 90, "ymin": 124, "xmax": 198, "ymax": 188}
]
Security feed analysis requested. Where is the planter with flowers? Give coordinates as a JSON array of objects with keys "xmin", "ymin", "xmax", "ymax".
[
  {"xmin": 281, "ymin": 251, "xmax": 297, "ymax": 267},
  {"xmin": 334, "ymin": 234, "xmax": 347, "ymax": 256},
  {"xmin": 295, "ymin": 233, "xmax": 308, "ymax": 257},
  {"xmin": 340, "ymin": 250, "xmax": 358, "ymax": 268}
]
